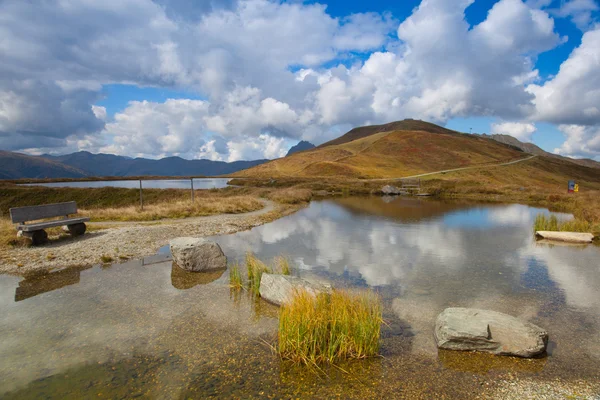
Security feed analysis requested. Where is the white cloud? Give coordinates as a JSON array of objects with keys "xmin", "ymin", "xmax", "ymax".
[
  {"xmin": 491, "ymin": 121, "xmax": 538, "ymax": 141},
  {"xmin": 0, "ymin": 0, "xmax": 599, "ymax": 161},
  {"xmin": 554, "ymin": 124, "xmax": 600, "ymax": 159}
]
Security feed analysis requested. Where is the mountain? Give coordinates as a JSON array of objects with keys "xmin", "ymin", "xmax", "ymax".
[
  {"xmin": 0, "ymin": 150, "xmax": 268, "ymax": 179},
  {"xmin": 286, "ymin": 141, "xmax": 315, "ymax": 156},
  {"xmin": 236, "ymin": 119, "xmax": 526, "ymax": 179},
  {"xmin": 235, "ymin": 119, "xmax": 600, "ymax": 188},
  {"xmin": 319, "ymin": 119, "xmax": 461, "ymax": 148},
  {"xmin": 42, "ymin": 151, "xmax": 268, "ymax": 177},
  {"xmin": 484, "ymin": 134, "xmax": 600, "ymax": 169},
  {"xmin": 0, "ymin": 151, "xmax": 87, "ymax": 179}
]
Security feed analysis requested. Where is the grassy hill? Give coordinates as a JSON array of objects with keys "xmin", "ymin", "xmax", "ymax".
[{"xmin": 236, "ymin": 120, "xmax": 527, "ymax": 179}]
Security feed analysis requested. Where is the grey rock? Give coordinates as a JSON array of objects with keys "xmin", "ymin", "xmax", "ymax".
[
  {"xmin": 259, "ymin": 274, "xmax": 331, "ymax": 306},
  {"xmin": 169, "ymin": 237, "xmax": 227, "ymax": 272},
  {"xmin": 434, "ymin": 307, "xmax": 548, "ymax": 358},
  {"xmin": 381, "ymin": 185, "xmax": 402, "ymax": 195},
  {"xmin": 535, "ymin": 231, "xmax": 594, "ymax": 244}
]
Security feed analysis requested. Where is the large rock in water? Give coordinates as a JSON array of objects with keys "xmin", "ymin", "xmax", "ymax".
[
  {"xmin": 535, "ymin": 231, "xmax": 594, "ymax": 244},
  {"xmin": 259, "ymin": 274, "xmax": 330, "ymax": 306},
  {"xmin": 434, "ymin": 308, "xmax": 548, "ymax": 358},
  {"xmin": 381, "ymin": 185, "xmax": 402, "ymax": 195},
  {"xmin": 169, "ymin": 237, "xmax": 227, "ymax": 272}
]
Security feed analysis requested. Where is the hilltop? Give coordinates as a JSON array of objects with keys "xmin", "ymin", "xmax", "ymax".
[
  {"xmin": 286, "ymin": 141, "xmax": 315, "ymax": 156},
  {"xmin": 235, "ymin": 119, "xmax": 527, "ymax": 179},
  {"xmin": 0, "ymin": 151, "xmax": 87, "ymax": 179}
]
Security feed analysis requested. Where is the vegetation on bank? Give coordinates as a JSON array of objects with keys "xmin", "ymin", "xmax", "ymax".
[
  {"xmin": 246, "ymin": 253, "xmax": 291, "ymax": 294},
  {"xmin": 533, "ymin": 214, "xmax": 594, "ymax": 233},
  {"xmin": 278, "ymin": 289, "xmax": 383, "ymax": 365}
]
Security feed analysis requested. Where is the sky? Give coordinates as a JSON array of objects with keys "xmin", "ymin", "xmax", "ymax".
[{"xmin": 0, "ymin": 0, "xmax": 599, "ymax": 162}]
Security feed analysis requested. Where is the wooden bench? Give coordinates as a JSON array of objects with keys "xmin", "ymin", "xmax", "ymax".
[{"xmin": 9, "ymin": 201, "xmax": 90, "ymax": 245}]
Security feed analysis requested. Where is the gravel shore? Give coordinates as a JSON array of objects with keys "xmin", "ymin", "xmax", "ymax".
[{"xmin": 0, "ymin": 200, "xmax": 299, "ymax": 276}]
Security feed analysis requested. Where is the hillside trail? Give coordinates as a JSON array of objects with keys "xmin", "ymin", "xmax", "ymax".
[{"xmin": 368, "ymin": 154, "xmax": 537, "ymax": 181}]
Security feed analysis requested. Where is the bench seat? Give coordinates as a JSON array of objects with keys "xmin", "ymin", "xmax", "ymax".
[{"xmin": 17, "ymin": 217, "xmax": 90, "ymax": 232}]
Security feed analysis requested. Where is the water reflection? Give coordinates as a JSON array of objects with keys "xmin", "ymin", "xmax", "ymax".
[{"xmin": 1, "ymin": 197, "xmax": 600, "ymax": 397}]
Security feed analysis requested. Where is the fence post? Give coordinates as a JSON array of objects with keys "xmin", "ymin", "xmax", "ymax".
[
  {"xmin": 139, "ymin": 179, "xmax": 144, "ymax": 210},
  {"xmin": 191, "ymin": 178, "xmax": 194, "ymax": 203}
]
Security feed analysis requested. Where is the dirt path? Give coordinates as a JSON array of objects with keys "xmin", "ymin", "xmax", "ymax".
[
  {"xmin": 388, "ymin": 155, "xmax": 537, "ymax": 180},
  {"xmin": 0, "ymin": 199, "xmax": 296, "ymax": 276}
]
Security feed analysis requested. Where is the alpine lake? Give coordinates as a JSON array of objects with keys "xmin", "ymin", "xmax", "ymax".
[{"xmin": 1, "ymin": 196, "xmax": 599, "ymax": 398}]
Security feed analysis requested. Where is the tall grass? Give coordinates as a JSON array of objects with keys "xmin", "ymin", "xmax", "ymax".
[
  {"xmin": 274, "ymin": 255, "xmax": 291, "ymax": 276},
  {"xmin": 534, "ymin": 213, "xmax": 592, "ymax": 233},
  {"xmin": 246, "ymin": 252, "xmax": 273, "ymax": 295},
  {"xmin": 229, "ymin": 262, "xmax": 243, "ymax": 290},
  {"xmin": 278, "ymin": 289, "xmax": 383, "ymax": 365}
]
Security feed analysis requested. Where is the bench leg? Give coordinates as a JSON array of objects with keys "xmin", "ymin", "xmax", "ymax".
[
  {"xmin": 20, "ymin": 230, "xmax": 48, "ymax": 246},
  {"xmin": 67, "ymin": 222, "xmax": 87, "ymax": 236}
]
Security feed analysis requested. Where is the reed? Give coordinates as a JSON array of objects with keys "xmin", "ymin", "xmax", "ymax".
[
  {"xmin": 533, "ymin": 213, "xmax": 592, "ymax": 232},
  {"xmin": 278, "ymin": 289, "xmax": 383, "ymax": 365},
  {"xmin": 274, "ymin": 255, "xmax": 291, "ymax": 275},
  {"xmin": 246, "ymin": 252, "xmax": 272, "ymax": 294},
  {"xmin": 229, "ymin": 262, "xmax": 244, "ymax": 290}
]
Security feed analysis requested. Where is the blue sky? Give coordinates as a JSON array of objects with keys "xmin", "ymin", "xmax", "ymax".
[{"xmin": 1, "ymin": 0, "xmax": 599, "ymax": 161}]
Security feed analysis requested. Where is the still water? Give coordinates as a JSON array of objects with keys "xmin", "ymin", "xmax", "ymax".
[
  {"xmin": 0, "ymin": 197, "xmax": 599, "ymax": 398},
  {"xmin": 20, "ymin": 178, "xmax": 231, "ymax": 189}
]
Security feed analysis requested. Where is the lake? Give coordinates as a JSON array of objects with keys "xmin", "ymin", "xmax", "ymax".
[
  {"xmin": 19, "ymin": 178, "xmax": 231, "ymax": 189},
  {"xmin": 1, "ymin": 197, "xmax": 599, "ymax": 398}
]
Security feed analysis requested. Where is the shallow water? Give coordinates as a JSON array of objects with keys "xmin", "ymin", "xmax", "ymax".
[
  {"xmin": 1, "ymin": 197, "xmax": 599, "ymax": 398},
  {"xmin": 19, "ymin": 178, "xmax": 230, "ymax": 189}
]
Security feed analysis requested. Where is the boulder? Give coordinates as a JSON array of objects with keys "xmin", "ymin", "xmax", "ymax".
[
  {"xmin": 169, "ymin": 237, "xmax": 227, "ymax": 272},
  {"xmin": 535, "ymin": 231, "xmax": 594, "ymax": 244},
  {"xmin": 259, "ymin": 274, "xmax": 331, "ymax": 306},
  {"xmin": 381, "ymin": 185, "xmax": 402, "ymax": 195},
  {"xmin": 434, "ymin": 308, "xmax": 548, "ymax": 358}
]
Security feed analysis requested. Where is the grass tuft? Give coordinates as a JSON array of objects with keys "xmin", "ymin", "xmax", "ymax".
[
  {"xmin": 274, "ymin": 255, "xmax": 291, "ymax": 275},
  {"xmin": 246, "ymin": 252, "xmax": 272, "ymax": 294},
  {"xmin": 229, "ymin": 262, "xmax": 244, "ymax": 290},
  {"xmin": 278, "ymin": 289, "xmax": 383, "ymax": 365},
  {"xmin": 100, "ymin": 255, "xmax": 114, "ymax": 264},
  {"xmin": 534, "ymin": 213, "xmax": 592, "ymax": 233}
]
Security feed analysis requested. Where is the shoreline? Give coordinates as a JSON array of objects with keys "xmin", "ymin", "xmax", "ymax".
[{"xmin": 0, "ymin": 200, "xmax": 303, "ymax": 276}]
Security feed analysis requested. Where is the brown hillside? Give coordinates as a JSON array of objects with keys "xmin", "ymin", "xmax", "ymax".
[
  {"xmin": 236, "ymin": 126, "xmax": 526, "ymax": 179},
  {"xmin": 319, "ymin": 119, "xmax": 462, "ymax": 148}
]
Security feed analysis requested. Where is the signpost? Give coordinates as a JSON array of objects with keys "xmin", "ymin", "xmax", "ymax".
[{"xmin": 568, "ymin": 180, "xmax": 578, "ymax": 193}]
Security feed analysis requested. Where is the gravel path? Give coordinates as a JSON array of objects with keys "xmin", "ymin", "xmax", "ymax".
[{"xmin": 0, "ymin": 200, "xmax": 296, "ymax": 276}]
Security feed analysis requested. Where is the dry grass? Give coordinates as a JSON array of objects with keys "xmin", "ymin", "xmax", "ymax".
[
  {"xmin": 533, "ymin": 214, "xmax": 593, "ymax": 233},
  {"xmin": 229, "ymin": 262, "xmax": 244, "ymax": 290},
  {"xmin": 81, "ymin": 196, "xmax": 263, "ymax": 221},
  {"xmin": 266, "ymin": 188, "xmax": 313, "ymax": 204},
  {"xmin": 278, "ymin": 289, "xmax": 383, "ymax": 365}
]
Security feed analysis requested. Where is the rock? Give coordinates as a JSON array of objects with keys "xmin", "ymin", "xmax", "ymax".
[
  {"xmin": 259, "ymin": 274, "xmax": 331, "ymax": 306},
  {"xmin": 434, "ymin": 308, "xmax": 548, "ymax": 358},
  {"xmin": 535, "ymin": 231, "xmax": 594, "ymax": 244},
  {"xmin": 169, "ymin": 237, "xmax": 227, "ymax": 272},
  {"xmin": 381, "ymin": 185, "xmax": 402, "ymax": 195}
]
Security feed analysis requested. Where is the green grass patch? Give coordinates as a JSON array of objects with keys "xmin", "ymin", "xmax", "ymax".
[
  {"xmin": 278, "ymin": 289, "xmax": 383, "ymax": 365},
  {"xmin": 246, "ymin": 252, "xmax": 272, "ymax": 295},
  {"xmin": 534, "ymin": 213, "xmax": 592, "ymax": 233}
]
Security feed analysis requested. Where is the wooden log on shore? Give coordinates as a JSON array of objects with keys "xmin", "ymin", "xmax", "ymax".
[{"xmin": 535, "ymin": 231, "xmax": 594, "ymax": 244}]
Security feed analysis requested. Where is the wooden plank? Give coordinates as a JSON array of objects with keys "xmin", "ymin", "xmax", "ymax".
[
  {"xmin": 9, "ymin": 202, "xmax": 78, "ymax": 223},
  {"xmin": 17, "ymin": 217, "xmax": 90, "ymax": 232}
]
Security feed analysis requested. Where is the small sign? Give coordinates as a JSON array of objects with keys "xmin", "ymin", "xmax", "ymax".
[{"xmin": 568, "ymin": 180, "xmax": 577, "ymax": 193}]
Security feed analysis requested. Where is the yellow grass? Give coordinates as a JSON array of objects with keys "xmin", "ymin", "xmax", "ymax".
[
  {"xmin": 278, "ymin": 289, "xmax": 383, "ymax": 365},
  {"xmin": 267, "ymin": 188, "xmax": 312, "ymax": 204},
  {"xmin": 229, "ymin": 262, "xmax": 244, "ymax": 290},
  {"xmin": 81, "ymin": 196, "xmax": 263, "ymax": 221}
]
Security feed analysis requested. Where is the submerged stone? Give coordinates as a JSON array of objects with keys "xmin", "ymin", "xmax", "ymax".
[
  {"xmin": 169, "ymin": 237, "xmax": 227, "ymax": 272},
  {"xmin": 434, "ymin": 307, "xmax": 548, "ymax": 358},
  {"xmin": 259, "ymin": 274, "xmax": 330, "ymax": 306}
]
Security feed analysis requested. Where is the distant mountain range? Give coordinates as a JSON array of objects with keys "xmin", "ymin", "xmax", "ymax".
[
  {"xmin": 0, "ymin": 151, "xmax": 269, "ymax": 179},
  {"xmin": 286, "ymin": 141, "xmax": 315, "ymax": 156}
]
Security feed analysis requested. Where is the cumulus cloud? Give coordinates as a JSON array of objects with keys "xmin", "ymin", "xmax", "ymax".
[
  {"xmin": 491, "ymin": 122, "xmax": 538, "ymax": 141},
  {"xmin": 554, "ymin": 124, "xmax": 600, "ymax": 159},
  {"xmin": 0, "ymin": 0, "xmax": 599, "ymax": 161}
]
